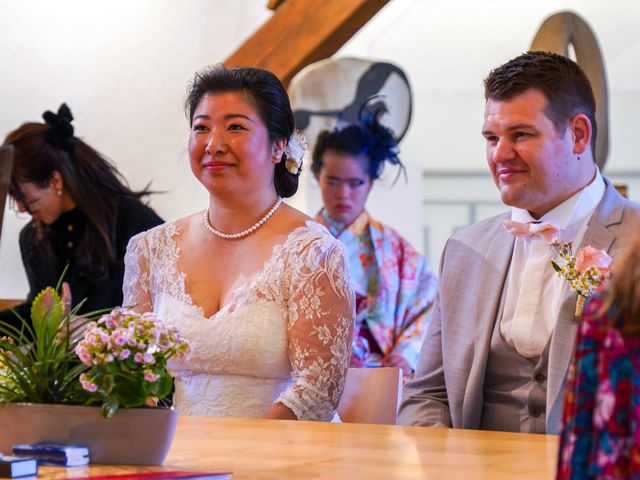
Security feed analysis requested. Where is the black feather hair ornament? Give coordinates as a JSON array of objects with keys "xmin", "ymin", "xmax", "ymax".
[{"xmin": 358, "ymin": 96, "xmax": 405, "ymax": 182}]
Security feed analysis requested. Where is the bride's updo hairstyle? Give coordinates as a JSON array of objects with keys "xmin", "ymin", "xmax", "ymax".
[
  {"xmin": 186, "ymin": 65, "xmax": 299, "ymax": 198},
  {"xmin": 311, "ymin": 104, "xmax": 404, "ymax": 182}
]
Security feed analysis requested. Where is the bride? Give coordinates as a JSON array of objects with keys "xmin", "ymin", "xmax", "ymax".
[{"xmin": 123, "ymin": 66, "xmax": 354, "ymax": 421}]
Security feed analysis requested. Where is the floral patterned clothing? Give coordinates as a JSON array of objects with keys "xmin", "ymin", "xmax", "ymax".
[
  {"xmin": 557, "ymin": 289, "xmax": 640, "ymax": 478},
  {"xmin": 316, "ymin": 210, "xmax": 438, "ymax": 370}
]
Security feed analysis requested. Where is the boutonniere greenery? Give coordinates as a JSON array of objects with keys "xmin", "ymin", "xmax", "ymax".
[{"xmin": 550, "ymin": 242, "xmax": 613, "ymax": 321}]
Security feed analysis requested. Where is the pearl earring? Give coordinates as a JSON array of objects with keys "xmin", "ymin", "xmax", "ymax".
[{"xmin": 57, "ymin": 190, "xmax": 62, "ymax": 196}]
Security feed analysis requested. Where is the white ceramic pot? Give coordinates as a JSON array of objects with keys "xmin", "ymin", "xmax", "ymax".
[{"xmin": 0, "ymin": 403, "xmax": 179, "ymax": 465}]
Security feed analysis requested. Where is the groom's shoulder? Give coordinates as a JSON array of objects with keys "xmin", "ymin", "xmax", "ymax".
[
  {"xmin": 620, "ymin": 195, "xmax": 640, "ymax": 221},
  {"xmin": 600, "ymin": 180, "xmax": 640, "ymax": 227}
]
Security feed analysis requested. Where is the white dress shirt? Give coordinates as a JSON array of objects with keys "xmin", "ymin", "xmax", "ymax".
[{"xmin": 500, "ymin": 168, "xmax": 605, "ymax": 358}]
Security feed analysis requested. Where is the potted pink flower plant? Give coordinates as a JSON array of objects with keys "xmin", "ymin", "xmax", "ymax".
[
  {"xmin": 76, "ymin": 307, "xmax": 190, "ymax": 418},
  {"xmin": 0, "ymin": 282, "xmax": 190, "ymax": 464}
]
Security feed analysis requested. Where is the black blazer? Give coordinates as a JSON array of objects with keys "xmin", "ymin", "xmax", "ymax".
[{"xmin": 0, "ymin": 195, "xmax": 163, "ymax": 330}]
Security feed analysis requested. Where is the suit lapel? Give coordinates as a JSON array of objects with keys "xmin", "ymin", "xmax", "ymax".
[
  {"xmin": 546, "ymin": 183, "xmax": 621, "ymax": 432},
  {"xmin": 462, "ymin": 223, "xmax": 514, "ymax": 428}
]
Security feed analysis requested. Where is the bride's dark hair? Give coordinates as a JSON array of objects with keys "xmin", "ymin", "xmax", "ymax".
[{"xmin": 186, "ymin": 65, "xmax": 299, "ymax": 198}]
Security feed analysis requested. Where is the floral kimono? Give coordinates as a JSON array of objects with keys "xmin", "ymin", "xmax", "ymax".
[{"xmin": 316, "ymin": 209, "xmax": 437, "ymax": 371}]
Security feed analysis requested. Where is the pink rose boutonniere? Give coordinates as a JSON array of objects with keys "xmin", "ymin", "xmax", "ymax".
[{"xmin": 550, "ymin": 242, "xmax": 613, "ymax": 321}]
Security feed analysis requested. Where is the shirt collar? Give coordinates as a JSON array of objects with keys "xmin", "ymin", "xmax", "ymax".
[
  {"xmin": 318, "ymin": 209, "xmax": 369, "ymax": 237},
  {"xmin": 510, "ymin": 166, "xmax": 605, "ymax": 229}
]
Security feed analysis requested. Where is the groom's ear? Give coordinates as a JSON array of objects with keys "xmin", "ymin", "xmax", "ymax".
[{"xmin": 569, "ymin": 113, "xmax": 592, "ymax": 155}]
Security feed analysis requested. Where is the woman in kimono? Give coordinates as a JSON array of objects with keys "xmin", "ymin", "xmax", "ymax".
[{"xmin": 311, "ymin": 110, "xmax": 437, "ymax": 377}]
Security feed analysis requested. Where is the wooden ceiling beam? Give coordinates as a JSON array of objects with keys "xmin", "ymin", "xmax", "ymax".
[{"xmin": 224, "ymin": 0, "xmax": 391, "ymax": 86}]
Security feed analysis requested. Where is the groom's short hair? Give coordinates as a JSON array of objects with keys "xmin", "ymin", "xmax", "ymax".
[{"xmin": 483, "ymin": 51, "xmax": 597, "ymax": 152}]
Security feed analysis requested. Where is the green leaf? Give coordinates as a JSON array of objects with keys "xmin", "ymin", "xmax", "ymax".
[
  {"xmin": 99, "ymin": 374, "xmax": 116, "ymax": 396},
  {"xmin": 148, "ymin": 373, "xmax": 172, "ymax": 399},
  {"xmin": 551, "ymin": 261, "xmax": 562, "ymax": 273},
  {"xmin": 112, "ymin": 375, "xmax": 146, "ymax": 408},
  {"xmin": 0, "ymin": 313, "xmax": 37, "ymax": 344},
  {"xmin": 0, "ymin": 347, "xmax": 37, "ymax": 401},
  {"xmin": 31, "ymin": 287, "xmax": 64, "ymax": 338}
]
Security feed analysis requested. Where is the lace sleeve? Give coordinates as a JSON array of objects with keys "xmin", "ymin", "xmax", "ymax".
[
  {"xmin": 277, "ymin": 235, "xmax": 355, "ymax": 421},
  {"xmin": 122, "ymin": 232, "xmax": 153, "ymax": 313}
]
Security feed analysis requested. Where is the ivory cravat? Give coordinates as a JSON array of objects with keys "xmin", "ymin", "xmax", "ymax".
[
  {"xmin": 500, "ymin": 169, "xmax": 606, "ymax": 358},
  {"xmin": 501, "ymin": 220, "xmax": 559, "ymax": 354},
  {"xmin": 507, "ymin": 236, "xmax": 554, "ymax": 356}
]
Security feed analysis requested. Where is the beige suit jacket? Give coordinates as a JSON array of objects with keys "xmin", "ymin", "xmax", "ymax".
[{"xmin": 398, "ymin": 181, "xmax": 640, "ymax": 433}]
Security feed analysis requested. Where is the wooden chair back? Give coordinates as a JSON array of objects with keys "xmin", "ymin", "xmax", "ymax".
[{"xmin": 337, "ymin": 367, "xmax": 402, "ymax": 425}]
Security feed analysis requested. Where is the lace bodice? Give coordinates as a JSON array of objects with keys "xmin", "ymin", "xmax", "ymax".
[{"xmin": 123, "ymin": 220, "xmax": 354, "ymax": 420}]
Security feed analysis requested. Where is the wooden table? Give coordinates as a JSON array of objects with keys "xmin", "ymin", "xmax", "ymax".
[{"xmin": 39, "ymin": 417, "xmax": 559, "ymax": 479}]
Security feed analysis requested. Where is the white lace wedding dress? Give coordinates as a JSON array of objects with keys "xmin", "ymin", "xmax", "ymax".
[{"xmin": 123, "ymin": 220, "xmax": 354, "ymax": 421}]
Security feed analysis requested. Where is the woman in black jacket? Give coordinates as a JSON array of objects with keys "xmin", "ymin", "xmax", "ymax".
[{"xmin": 0, "ymin": 104, "xmax": 163, "ymax": 328}]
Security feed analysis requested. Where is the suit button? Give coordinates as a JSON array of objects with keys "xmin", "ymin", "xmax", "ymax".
[
  {"xmin": 531, "ymin": 408, "xmax": 542, "ymax": 418},
  {"xmin": 534, "ymin": 373, "xmax": 546, "ymax": 383}
]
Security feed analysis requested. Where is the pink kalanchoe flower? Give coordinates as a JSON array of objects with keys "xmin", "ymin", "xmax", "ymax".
[
  {"xmin": 575, "ymin": 246, "xmax": 613, "ymax": 274},
  {"xmin": 79, "ymin": 373, "xmax": 98, "ymax": 392},
  {"xmin": 143, "ymin": 352, "xmax": 155, "ymax": 364},
  {"xmin": 75, "ymin": 345, "xmax": 92, "ymax": 365},
  {"xmin": 75, "ymin": 306, "xmax": 191, "ymax": 410}
]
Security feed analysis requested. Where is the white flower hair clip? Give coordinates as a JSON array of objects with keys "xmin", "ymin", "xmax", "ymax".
[{"xmin": 284, "ymin": 130, "xmax": 307, "ymax": 175}]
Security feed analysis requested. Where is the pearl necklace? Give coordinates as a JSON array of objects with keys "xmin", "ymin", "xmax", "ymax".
[{"xmin": 203, "ymin": 198, "xmax": 283, "ymax": 240}]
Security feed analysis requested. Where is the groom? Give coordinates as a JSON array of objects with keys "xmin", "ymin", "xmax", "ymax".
[{"xmin": 398, "ymin": 51, "xmax": 640, "ymax": 434}]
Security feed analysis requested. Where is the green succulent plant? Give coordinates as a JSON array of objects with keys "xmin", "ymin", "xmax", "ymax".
[
  {"xmin": 0, "ymin": 272, "xmax": 188, "ymax": 419},
  {"xmin": 0, "ymin": 278, "xmax": 105, "ymax": 405}
]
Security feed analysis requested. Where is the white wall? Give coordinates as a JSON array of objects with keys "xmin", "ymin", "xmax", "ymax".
[
  {"xmin": 1, "ymin": 0, "xmax": 640, "ymax": 296},
  {"xmin": 0, "ymin": 0, "xmax": 270, "ymax": 297},
  {"xmin": 340, "ymin": 0, "xmax": 640, "ymax": 172},
  {"xmin": 337, "ymin": 0, "xmax": 640, "ymax": 265}
]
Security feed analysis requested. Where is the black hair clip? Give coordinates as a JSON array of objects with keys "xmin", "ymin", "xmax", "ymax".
[{"xmin": 43, "ymin": 103, "xmax": 75, "ymax": 152}]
